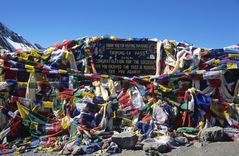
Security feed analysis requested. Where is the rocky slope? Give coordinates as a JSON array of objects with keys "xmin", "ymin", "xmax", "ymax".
[{"xmin": 0, "ymin": 22, "xmax": 36, "ymax": 52}]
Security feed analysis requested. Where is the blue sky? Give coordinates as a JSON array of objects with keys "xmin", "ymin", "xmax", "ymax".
[{"xmin": 1, "ymin": 0, "xmax": 238, "ymax": 48}]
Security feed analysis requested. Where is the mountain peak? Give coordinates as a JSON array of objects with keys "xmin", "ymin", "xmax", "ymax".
[{"xmin": 0, "ymin": 22, "xmax": 36, "ymax": 52}]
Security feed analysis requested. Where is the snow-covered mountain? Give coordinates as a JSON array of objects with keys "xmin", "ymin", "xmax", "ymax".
[{"xmin": 0, "ymin": 22, "xmax": 37, "ymax": 52}]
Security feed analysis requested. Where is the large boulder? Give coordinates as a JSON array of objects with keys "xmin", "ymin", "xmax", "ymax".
[
  {"xmin": 143, "ymin": 142, "xmax": 170, "ymax": 154},
  {"xmin": 167, "ymin": 136, "xmax": 189, "ymax": 148},
  {"xmin": 111, "ymin": 131, "xmax": 138, "ymax": 149},
  {"xmin": 199, "ymin": 126, "xmax": 224, "ymax": 142}
]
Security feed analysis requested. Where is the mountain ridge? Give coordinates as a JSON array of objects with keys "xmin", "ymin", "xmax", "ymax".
[{"xmin": 0, "ymin": 22, "xmax": 37, "ymax": 52}]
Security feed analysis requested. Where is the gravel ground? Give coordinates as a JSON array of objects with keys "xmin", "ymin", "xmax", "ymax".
[
  {"xmin": 10, "ymin": 141, "xmax": 239, "ymax": 156},
  {"xmin": 113, "ymin": 142, "xmax": 239, "ymax": 156},
  {"xmin": 167, "ymin": 141, "xmax": 239, "ymax": 156}
]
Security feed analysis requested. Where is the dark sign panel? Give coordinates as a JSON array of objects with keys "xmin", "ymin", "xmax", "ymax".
[{"xmin": 93, "ymin": 39, "xmax": 156, "ymax": 76}]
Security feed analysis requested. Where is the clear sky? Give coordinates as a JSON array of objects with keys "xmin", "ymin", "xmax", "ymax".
[{"xmin": 1, "ymin": 0, "xmax": 238, "ymax": 48}]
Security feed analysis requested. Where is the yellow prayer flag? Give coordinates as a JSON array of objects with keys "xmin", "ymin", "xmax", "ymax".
[
  {"xmin": 227, "ymin": 63, "xmax": 238, "ymax": 69},
  {"xmin": 17, "ymin": 102, "xmax": 29, "ymax": 119},
  {"xmin": 43, "ymin": 101, "xmax": 53, "ymax": 108}
]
